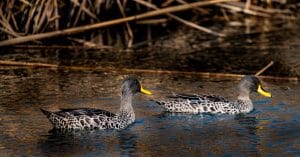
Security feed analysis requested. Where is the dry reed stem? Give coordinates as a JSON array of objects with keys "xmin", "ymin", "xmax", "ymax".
[
  {"xmin": 7, "ymin": 0, "xmax": 19, "ymax": 31},
  {"xmin": 229, "ymin": 1, "xmax": 291, "ymax": 14},
  {"xmin": 24, "ymin": 0, "xmax": 38, "ymax": 33},
  {"xmin": 136, "ymin": 18, "xmax": 168, "ymax": 24},
  {"xmin": 146, "ymin": 0, "xmax": 152, "ymax": 46},
  {"xmin": 0, "ymin": 27, "xmax": 19, "ymax": 38},
  {"xmin": 67, "ymin": 2, "xmax": 76, "ymax": 27},
  {"xmin": 0, "ymin": 60, "xmax": 58, "ymax": 68},
  {"xmin": 39, "ymin": 0, "xmax": 50, "ymax": 33},
  {"xmin": 10, "ymin": 10, "xmax": 19, "ymax": 31},
  {"xmin": 134, "ymin": 0, "xmax": 225, "ymax": 37},
  {"xmin": 0, "ymin": 8, "xmax": 42, "ymax": 43},
  {"xmin": 117, "ymin": 0, "xmax": 133, "ymax": 48},
  {"xmin": 161, "ymin": 0, "xmax": 175, "ymax": 7},
  {"xmin": 0, "ymin": 8, "xmax": 20, "ymax": 38},
  {"xmin": 70, "ymin": 0, "xmax": 98, "ymax": 20},
  {"xmin": 216, "ymin": 3, "xmax": 271, "ymax": 17},
  {"xmin": 73, "ymin": 0, "xmax": 85, "ymax": 26},
  {"xmin": 221, "ymin": 8, "xmax": 230, "ymax": 21},
  {"xmin": 175, "ymin": 0, "xmax": 209, "ymax": 14},
  {"xmin": 255, "ymin": 61, "xmax": 274, "ymax": 76},
  {"xmin": 0, "ymin": 0, "xmax": 233, "ymax": 47},
  {"xmin": 33, "ymin": 0, "xmax": 45, "ymax": 33},
  {"xmin": 12, "ymin": 44, "xmax": 113, "ymax": 49},
  {"xmin": 68, "ymin": 37, "xmax": 99, "ymax": 48},
  {"xmin": 20, "ymin": 0, "xmax": 32, "ymax": 7},
  {"xmin": 0, "ymin": 60, "xmax": 297, "ymax": 82},
  {"xmin": 245, "ymin": 0, "xmax": 251, "ymax": 10}
]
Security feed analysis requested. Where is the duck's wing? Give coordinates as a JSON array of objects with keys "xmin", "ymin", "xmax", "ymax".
[
  {"xmin": 169, "ymin": 93, "xmax": 229, "ymax": 103},
  {"xmin": 155, "ymin": 93, "xmax": 230, "ymax": 113},
  {"xmin": 57, "ymin": 108, "xmax": 116, "ymax": 117},
  {"xmin": 41, "ymin": 108, "xmax": 118, "ymax": 130}
]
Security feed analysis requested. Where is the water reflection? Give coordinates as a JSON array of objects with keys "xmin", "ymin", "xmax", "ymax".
[
  {"xmin": 235, "ymin": 114, "xmax": 259, "ymax": 135},
  {"xmin": 36, "ymin": 126, "xmax": 140, "ymax": 157},
  {"xmin": 235, "ymin": 114, "xmax": 260, "ymax": 155},
  {"xmin": 118, "ymin": 129, "xmax": 138, "ymax": 156}
]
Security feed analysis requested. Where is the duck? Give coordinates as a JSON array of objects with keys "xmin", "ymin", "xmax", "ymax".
[
  {"xmin": 40, "ymin": 76, "xmax": 152, "ymax": 131},
  {"xmin": 154, "ymin": 75, "xmax": 271, "ymax": 114}
]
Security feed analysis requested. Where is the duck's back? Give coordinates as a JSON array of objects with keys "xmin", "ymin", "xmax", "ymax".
[{"xmin": 57, "ymin": 108, "xmax": 116, "ymax": 117}]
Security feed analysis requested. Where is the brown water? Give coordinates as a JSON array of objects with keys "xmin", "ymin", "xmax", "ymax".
[{"xmin": 0, "ymin": 70, "xmax": 299, "ymax": 156}]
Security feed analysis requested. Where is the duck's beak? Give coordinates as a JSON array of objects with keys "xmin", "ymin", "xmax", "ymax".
[
  {"xmin": 257, "ymin": 84, "xmax": 272, "ymax": 97},
  {"xmin": 140, "ymin": 86, "xmax": 152, "ymax": 95}
]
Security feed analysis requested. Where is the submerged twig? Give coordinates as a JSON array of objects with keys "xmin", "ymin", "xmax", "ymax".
[
  {"xmin": 68, "ymin": 37, "xmax": 113, "ymax": 49},
  {"xmin": 0, "ymin": 60, "xmax": 58, "ymax": 68},
  {"xmin": 12, "ymin": 44, "xmax": 113, "ymax": 49},
  {"xmin": 0, "ymin": 60, "xmax": 297, "ymax": 82}
]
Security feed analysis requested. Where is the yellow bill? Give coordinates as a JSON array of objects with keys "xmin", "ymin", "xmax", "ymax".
[
  {"xmin": 257, "ymin": 84, "xmax": 272, "ymax": 97},
  {"xmin": 140, "ymin": 86, "xmax": 152, "ymax": 95}
]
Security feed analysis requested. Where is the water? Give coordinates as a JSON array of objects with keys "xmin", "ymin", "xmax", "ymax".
[
  {"xmin": 0, "ymin": 24, "xmax": 300, "ymax": 156},
  {"xmin": 0, "ymin": 70, "xmax": 299, "ymax": 156}
]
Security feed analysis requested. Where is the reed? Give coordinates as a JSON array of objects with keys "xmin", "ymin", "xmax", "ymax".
[{"xmin": 0, "ymin": 0, "xmax": 297, "ymax": 48}]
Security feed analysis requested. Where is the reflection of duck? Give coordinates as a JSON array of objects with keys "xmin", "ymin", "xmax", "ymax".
[
  {"xmin": 154, "ymin": 75, "xmax": 271, "ymax": 114},
  {"xmin": 118, "ymin": 130, "xmax": 138, "ymax": 156},
  {"xmin": 41, "ymin": 76, "xmax": 152, "ymax": 130}
]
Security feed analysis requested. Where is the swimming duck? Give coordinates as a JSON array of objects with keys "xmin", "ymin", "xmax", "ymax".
[
  {"xmin": 154, "ymin": 75, "xmax": 271, "ymax": 114},
  {"xmin": 40, "ymin": 76, "xmax": 152, "ymax": 130}
]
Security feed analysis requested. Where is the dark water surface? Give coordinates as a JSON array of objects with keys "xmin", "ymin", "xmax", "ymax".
[
  {"xmin": 0, "ymin": 70, "xmax": 299, "ymax": 156},
  {"xmin": 2, "ymin": 24, "xmax": 300, "ymax": 77}
]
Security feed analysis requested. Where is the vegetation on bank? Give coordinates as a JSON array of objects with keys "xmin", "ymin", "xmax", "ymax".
[{"xmin": 0, "ymin": 0, "xmax": 298, "ymax": 48}]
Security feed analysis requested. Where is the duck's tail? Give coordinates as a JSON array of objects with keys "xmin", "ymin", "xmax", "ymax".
[
  {"xmin": 40, "ymin": 108, "xmax": 52, "ymax": 118},
  {"xmin": 40, "ymin": 109, "xmax": 63, "ymax": 128}
]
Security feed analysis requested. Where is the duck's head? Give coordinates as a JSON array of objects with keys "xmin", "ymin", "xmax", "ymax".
[
  {"xmin": 121, "ymin": 76, "xmax": 152, "ymax": 96},
  {"xmin": 238, "ymin": 75, "xmax": 271, "ymax": 97}
]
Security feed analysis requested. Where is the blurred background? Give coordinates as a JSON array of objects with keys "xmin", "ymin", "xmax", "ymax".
[{"xmin": 0, "ymin": 0, "xmax": 299, "ymax": 77}]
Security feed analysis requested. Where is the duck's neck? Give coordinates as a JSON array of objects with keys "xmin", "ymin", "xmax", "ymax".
[
  {"xmin": 117, "ymin": 93, "xmax": 135, "ymax": 120},
  {"xmin": 237, "ymin": 94, "xmax": 253, "ymax": 113}
]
